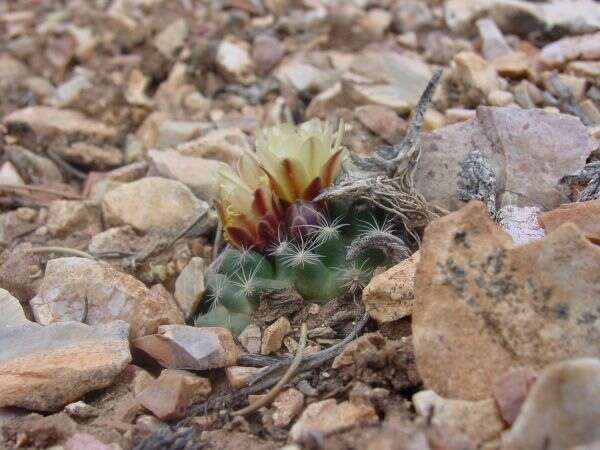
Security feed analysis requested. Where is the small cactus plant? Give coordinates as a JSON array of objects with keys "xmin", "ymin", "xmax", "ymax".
[{"xmin": 195, "ymin": 120, "xmax": 407, "ymax": 335}]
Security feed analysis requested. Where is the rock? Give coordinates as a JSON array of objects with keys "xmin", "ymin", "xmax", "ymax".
[
  {"xmin": 136, "ymin": 369, "xmax": 211, "ymax": 421},
  {"xmin": 122, "ymin": 364, "xmax": 156, "ymax": 397},
  {"xmin": 414, "ymin": 107, "xmax": 595, "ymax": 212},
  {"xmin": 392, "ymin": 1, "xmax": 432, "ymax": 32},
  {"xmin": 156, "ymin": 120, "xmax": 207, "ymax": 149},
  {"xmin": 413, "ymin": 202, "xmax": 600, "ymax": 400},
  {"xmin": 106, "ymin": 161, "xmax": 149, "ymax": 182},
  {"xmin": 48, "ymin": 73, "xmax": 93, "ymax": 108},
  {"xmin": 477, "ymin": 18, "xmax": 512, "ymax": 61},
  {"xmin": 133, "ymin": 325, "xmax": 238, "ymax": 370},
  {"xmin": 487, "ymin": 89, "xmax": 514, "ymax": 107},
  {"xmin": 153, "ymin": 18, "xmax": 188, "ymax": 58},
  {"xmin": 5, "ymin": 145, "xmax": 63, "ymax": 184},
  {"xmin": 333, "ymin": 333, "xmax": 420, "ymax": 391},
  {"xmin": 289, "ymin": 399, "xmax": 378, "ymax": 442},
  {"xmin": 1, "ymin": 412, "xmax": 78, "ymax": 447},
  {"xmin": 0, "ymin": 407, "xmax": 27, "ymax": 427},
  {"xmin": 238, "ymin": 324, "xmax": 261, "ymax": 354},
  {"xmin": 424, "ymin": 31, "xmax": 474, "ymax": 65},
  {"xmin": 252, "ymin": 34, "xmax": 284, "ymax": 75},
  {"xmin": 0, "ymin": 289, "xmax": 28, "ymax": 327},
  {"xmin": 345, "ymin": 51, "xmax": 432, "ymax": 113},
  {"xmin": 276, "ymin": 60, "xmax": 336, "ymax": 93},
  {"xmin": 413, "ymin": 390, "xmax": 506, "ymax": 445},
  {"xmin": 64, "ymin": 401, "xmax": 98, "ymax": 419},
  {"xmin": 502, "ymin": 358, "xmax": 600, "ymax": 450},
  {"xmin": 362, "ymin": 251, "xmax": 420, "ymax": 323},
  {"xmin": 354, "ymin": 105, "xmax": 406, "ymax": 144},
  {"xmin": 0, "ymin": 53, "xmax": 29, "ymax": 84},
  {"xmin": 177, "ymin": 128, "xmax": 251, "ymax": 164},
  {"xmin": 102, "ymin": 177, "xmax": 207, "ymax": 233},
  {"xmin": 566, "ymin": 61, "xmax": 600, "ymax": 84},
  {"xmin": 88, "ymin": 225, "xmax": 148, "ymax": 257},
  {"xmin": 261, "ymin": 317, "xmax": 291, "ymax": 355},
  {"xmin": 0, "ymin": 161, "xmax": 25, "ymax": 185},
  {"xmin": 64, "ymin": 433, "xmax": 113, "ymax": 450},
  {"xmin": 493, "ymin": 52, "xmax": 534, "ymax": 79},
  {"xmin": 445, "ymin": 108, "xmax": 477, "ymax": 125},
  {"xmin": 538, "ymin": 200, "xmax": 600, "ymax": 244},
  {"xmin": 492, "ymin": 367, "xmax": 537, "ymax": 425},
  {"xmin": 445, "ymin": 0, "xmax": 600, "ymax": 36},
  {"xmin": 497, "ymin": 205, "xmax": 546, "ymax": 245},
  {"xmin": 46, "ymin": 200, "xmax": 102, "ymax": 237},
  {"xmin": 424, "ymin": 108, "xmax": 447, "ymax": 130},
  {"xmin": 541, "ymin": 32, "xmax": 600, "ymax": 67},
  {"xmin": 125, "ymin": 68, "xmax": 152, "ymax": 107},
  {"xmin": 30, "ymin": 257, "xmax": 184, "ymax": 339},
  {"xmin": 0, "ymin": 321, "xmax": 131, "ymax": 411},
  {"xmin": 272, "ymin": 388, "xmax": 304, "ymax": 428},
  {"xmin": 580, "ymin": 99, "xmax": 600, "ymax": 125},
  {"xmin": 572, "ymin": 443, "xmax": 600, "ymax": 450},
  {"xmin": 55, "ymin": 142, "xmax": 123, "ymax": 170},
  {"xmin": 0, "ymin": 245, "xmax": 42, "ymax": 303},
  {"xmin": 453, "ymin": 51, "xmax": 499, "ymax": 98},
  {"xmin": 174, "ymin": 257, "xmax": 206, "ymax": 320},
  {"xmin": 216, "ymin": 38, "xmax": 255, "ymax": 85},
  {"xmin": 543, "ymin": 73, "xmax": 587, "ymax": 101},
  {"xmin": 512, "ymin": 81, "xmax": 535, "ymax": 109},
  {"xmin": 148, "ymin": 150, "xmax": 221, "ymax": 200},
  {"xmin": 225, "ymin": 366, "xmax": 262, "ymax": 389},
  {"xmin": 3, "ymin": 106, "xmax": 117, "ymax": 140}
]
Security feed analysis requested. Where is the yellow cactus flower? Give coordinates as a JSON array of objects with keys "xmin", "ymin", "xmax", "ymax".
[
  {"xmin": 215, "ymin": 119, "xmax": 345, "ymax": 249},
  {"xmin": 215, "ymin": 152, "xmax": 284, "ymax": 250},
  {"xmin": 255, "ymin": 119, "xmax": 345, "ymax": 203}
]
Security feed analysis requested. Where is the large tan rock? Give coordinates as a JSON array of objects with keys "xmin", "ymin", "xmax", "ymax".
[
  {"xmin": 413, "ymin": 201, "xmax": 600, "ymax": 400},
  {"xmin": 502, "ymin": 358, "xmax": 600, "ymax": 450},
  {"xmin": 102, "ymin": 177, "xmax": 207, "ymax": 233},
  {"xmin": 0, "ymin": 321, "xmax": 131, "ymax": 411},
  {"xmin": 362, "ymin": 251, "xmax": 420, "ymax": 323},
  {"xmin": 30, "ymin": 257, "xmax": 184, "ymax": 339}
]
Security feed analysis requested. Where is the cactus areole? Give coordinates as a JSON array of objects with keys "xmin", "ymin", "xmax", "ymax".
[{"xmin": 196, "ymin": 119, "xmax": 401, "ymax": 335}]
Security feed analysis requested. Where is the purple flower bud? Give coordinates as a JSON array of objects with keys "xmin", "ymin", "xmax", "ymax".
[{"xmin": 285, "ymin": 201, "xmax": 322, "ymax": 241}]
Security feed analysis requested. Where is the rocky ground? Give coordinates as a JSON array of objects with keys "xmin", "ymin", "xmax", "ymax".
[{"xmin": 1, "ymin": 0, "xmax": 600, "ymax": 449}]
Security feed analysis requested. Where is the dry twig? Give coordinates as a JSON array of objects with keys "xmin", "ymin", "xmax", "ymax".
[{"xmin": 26, "ymin": 246, "xmax": 96, "ymax": 260}]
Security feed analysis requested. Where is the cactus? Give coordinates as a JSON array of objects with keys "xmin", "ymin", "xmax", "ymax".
[
  {"xmin": 194, "ymin": 119, "xmax": 411, "ymax": 335},
  {"xmin": 195, "ymin": 201, "xmax": 403, "ymax": 335}
]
